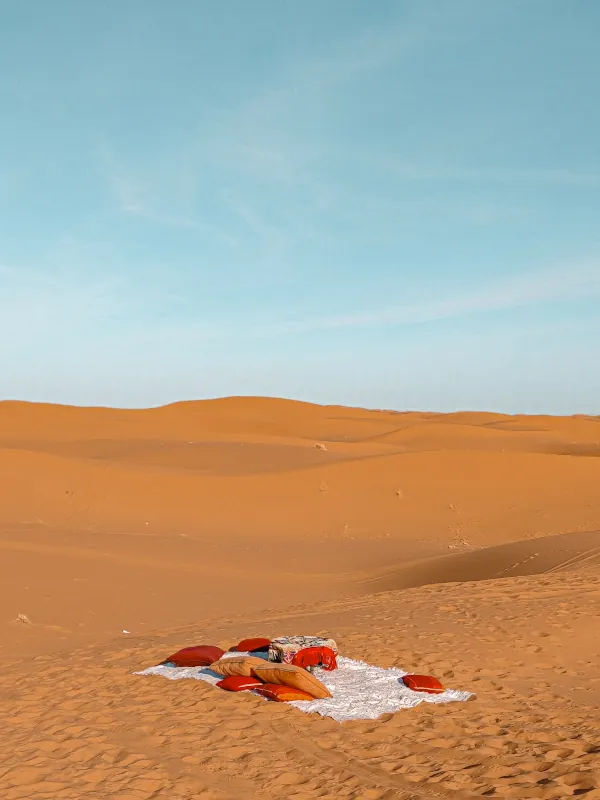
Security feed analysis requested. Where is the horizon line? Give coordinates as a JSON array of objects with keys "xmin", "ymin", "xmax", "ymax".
[{"xmin": 0, "ymin": 394, "xmax": 597, "ymax": 419}]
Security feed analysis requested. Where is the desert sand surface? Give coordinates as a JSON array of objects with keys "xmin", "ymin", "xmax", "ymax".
[{"xmin": 1, "ymin": 397, "xmax": 599, "ymax": 799}]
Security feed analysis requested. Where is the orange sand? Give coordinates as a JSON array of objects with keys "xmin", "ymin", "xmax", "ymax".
[{"xmin": 1, "ymin": 398, "xmax": 599, "ymax": 798}]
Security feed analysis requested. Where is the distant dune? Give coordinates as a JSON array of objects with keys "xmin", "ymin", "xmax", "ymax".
[{"xmin": 1, "ymin": 398, "xmax": 599, "ymax": 544}]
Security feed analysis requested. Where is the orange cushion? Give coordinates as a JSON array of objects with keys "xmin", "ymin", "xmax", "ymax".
[
  {"xmin": 235, "ymin": 637, "xmax": 271, "ymax": 652},
  {"xmin": 254, "ymin": 683, "xmax": 315, "ymax": 702},
  {"xmin": 217, "ymin": 676, "xmax": 262, "ymax": 692},
  {"xmin": 292, "ymin": 646, "xmax": 337, "ymax": 671},
  {"xmin": 252, "ymin": 663, "xmax": 331, "ymax": 699},
  {"xmin": 402, "ymin": 674, "xmax": 445, "ymax": 694},
  {"xmin": 209, "ymin": 656, "xmax": 267, "ymax": 678},
  {"xmin": 166, "ymin": 645, "xmax": 224, "ymax": 667}
]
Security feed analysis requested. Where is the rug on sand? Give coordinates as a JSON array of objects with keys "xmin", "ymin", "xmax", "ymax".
[{"xmin": 136, "ymin": 655, "xmax": 474, "ymax": 722}]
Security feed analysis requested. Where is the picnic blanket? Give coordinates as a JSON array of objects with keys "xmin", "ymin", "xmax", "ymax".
[{"xmin": 136, "ymin": 654, "xmax": 473, "ymax": 722}]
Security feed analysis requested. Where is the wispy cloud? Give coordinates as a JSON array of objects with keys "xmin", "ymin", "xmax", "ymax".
[
  {"xmin": 0, "ymin": 263, "xmax": 123, "ymax": 346},
  {"xmin": 245, "ymin": 262, "xmax": 600, "ymax": 338},
  {"xmin": 90, "ymin": 0, "xmax": 598, "ymax": 294},
  {"xmin": 5, "ymin": 257, "xmax": 595, "ymax": 351},
  {"xmin": 234, "ymin": 24, "xmax": 418, "ymax": 126},
  {"xmin": 98, "ymin": 147, "xmax": 245, "ymax": 253},
  {"xmin": 372, "ymin": 160, "xmax": 600, "ymax": 187},
  {"xmin": 104, "ymin": 153, "xmax": 200, "ymax": 230},
  {"xmin": 113, "ymin": 259, "xmax": 599, "ymax": 347},
  {"xmin": 203, "ymin": 8, "xmax": 444, "ymax": 174},
  {"xmin": 219, "ymin": 190, "xmax": 287, "ymax": 261},
  {"xmin": 205, "ymin": 1, "xmax": 600, "ymax": 194}
]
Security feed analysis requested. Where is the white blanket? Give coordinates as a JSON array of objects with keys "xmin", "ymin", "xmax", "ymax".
[{"xmin": 136, "ymin": 654, "xmax": 473, "ymax": 722}]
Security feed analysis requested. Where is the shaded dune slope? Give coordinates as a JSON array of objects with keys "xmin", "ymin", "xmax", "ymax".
[{"xmin": 359, "ymin": 529, "xmax": 600, "ymax": 593}]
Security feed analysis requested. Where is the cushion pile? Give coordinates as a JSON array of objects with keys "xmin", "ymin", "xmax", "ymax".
[{"xmin": 150, "ymin": 636, "xmax": 458, "ymax": 709}]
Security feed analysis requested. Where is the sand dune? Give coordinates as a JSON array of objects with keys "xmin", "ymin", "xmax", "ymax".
[
  {"xmin": 1, "ymin": 398, "xmax": 599, "ymax": 798},
  {"xmin": 2, "ymin": 399, "xmax": 600, "ymax": 546}
]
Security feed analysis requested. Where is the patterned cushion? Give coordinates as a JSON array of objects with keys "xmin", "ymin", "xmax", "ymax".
[{"xmin": 268, "ymin": 636, "xmax": 338, "ymax": 664}]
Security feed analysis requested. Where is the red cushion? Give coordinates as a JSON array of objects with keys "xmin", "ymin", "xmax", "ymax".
[
  {"xmin": 291, "ymin": 646, "xmax": 337, "ymax": 671},
  {"xmin": 235, "ymin": 637, "xmax": 271, "ymax": 653},
  {"xmin": 166, "ymin": 645, "xmax": 225, "ymax": 667},
  {"xmin": 254, "ymin": 683, "xmax": 315, "ymax": 702},
  {"xmin": 402, "ymin": 674, "xmax": 445, "ymax": 694},
  {"xmin": 217, "ymin": 676, "xmax": 262, "ymax": 692}
]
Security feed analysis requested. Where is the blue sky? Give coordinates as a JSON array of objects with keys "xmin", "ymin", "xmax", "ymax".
[{"xmin": 1, "ymin": 0, "xmax": 599, "ymax": 413}]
